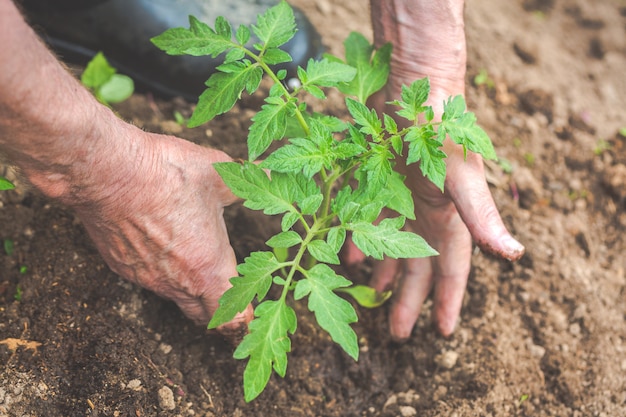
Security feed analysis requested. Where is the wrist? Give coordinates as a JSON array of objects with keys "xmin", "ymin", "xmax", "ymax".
[{"xmin": 370, "ymin": 0, "xmax": 467, "ymax": 103}]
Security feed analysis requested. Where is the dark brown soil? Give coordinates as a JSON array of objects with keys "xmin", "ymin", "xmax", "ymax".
[{"xmin": 1, "ymin": 0, "xmax": 625, "ymax": 416}]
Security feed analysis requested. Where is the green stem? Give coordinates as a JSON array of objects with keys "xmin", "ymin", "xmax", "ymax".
[{"xmin": 243, "ymin": 47, "xmax": 310, "ymax": 136}]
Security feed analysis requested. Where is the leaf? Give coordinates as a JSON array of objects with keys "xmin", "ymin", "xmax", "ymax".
[
  {"xmin": 360, "ymin": 143, "xmax": 393, "ymax": 195},
  {"xmin": 262, "ymin": 48, "xmax": 293, "ymax": 65},
  {"xmin": 98, "ymin": 74, "xmax": 134, "ymax": 103},
  {"xmin": 248, "ymin": 98, "xmax": 292, "ymax": 160},
  {"xmin": 307, "ymin": 239, "xmax": 340, "ymax": 265},
  {"xmin": 337, "ymin": 32, "xmax": 392, "ymax": 103},
  {"xmin": 404, "ymin": 125, "xmax": 447, "ymax": 192},
  {"xmin": 294, "ymin": 264, "xmax": 358, "ymax": 360},
  {"xmin": 208, "ymin": 251, "xmax": 281, "ymax": 328},
  {"xmin": 299, "ymin": 58, "xmax": 357, "ymax": 88},
  {"xmin": 151, "ymin": 15, "xmax": 235, "ymax": 57},
  {"xmin": 252, "ymin": 0, "xmax": 296, "ymax": 49},
  {"xmin": 337, "ymin": 285, "xmax": 392, "ymax": 308},
  {"xmin": 213, "ymin": 162, "xmax": 298, "ymax": 216},
  {"xmin": 326, "ymin": 227, "xmax": 347, "ymax": 253},
  {"xmin": 440, "ymin": 96, "xmax": 497, "ymax": 160},
  {"xmin": 81, "ymin": 51, "xmax": 115, "ymax": 89},
  {"xmin": 378, "ymin": 171, "xmax": 415, "ymax": 220},
  {"xmin": 234, "ymin": 300, "xmax": 297, "ymax": 402},
  {"xmin": 189, "ymin": 62, "xmax": 262, "ymax": 127},
  {"xmin": 236, "ymin": 24, "xmax": 251, "ymax": 45},
  {"xmin": 262, "ymin": 138, "xmax": 326, "ymax": 178},
  {"xmin": 0, "ymin": 177, "xmax": 15, "ymax": 191},
  {"xmin": 345, "ymin": 97, "xmax": 383, "ymax": 137},
  {"xmin": 390, "ymin": 77, "xmax": 430, "ymax": 121},
  {"xmin": 298, "ymin": 194, "xmax": 323, "ymax": 215},
  {"xmin": 349, "ymin": 217, "xmax": 438, "ymax": 260},
  {"xmin": 266, "ymin": 231, "xmax": 302, "ymax": 248}
]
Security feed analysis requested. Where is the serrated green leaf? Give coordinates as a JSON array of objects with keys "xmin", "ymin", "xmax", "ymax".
[
  {"xmin": 361, "ymin": 143, "xmax": 393, "ymax": 194},
  {"xmin": 281, "ymin": 211, "xmax": 300, "ymax": 232},
  {"xmin": 405, "ymin": 125, "xmax": 447, "ymax": 191},
  {"xmin": 337, "ymin": 201, "xmax": 359, "ymax": 224},
  {"xmin": 390, "ymin": 77, "xmax": 430, "ymax": 121},
  {"xmin": 307, "ymin": 240, "xmax": 340, "ymax": 264},
  {"xmin": 326, "ymin": 227, "xmax": 347, "ymax": 253},
  {"xmin": 303, "ymin": 84, "xmax": 326, "ymax": 99},
  {"xmin": 213, "ymin": 162, "xmax": 298, "ymax": 216},
  {"xmin": 390, "ymin": 135, "xmax": 403, "ymax": 155},
  {"xmin": 248, "ymin": 99, "xmax": 292, "ymax": 160},
  {"xmin": 299, "ymin": 194, "xmax": 323, "ymax": 215},
  {"xmin": 225, "ymin": 48, "xmax": 246, "ymax": 63},
  {"xmin": 151, "ymin": 15, "xmax": 235, "ymax": 57},
  {"xmin": 336, "ymin": 285, "xmax": 392, "ymax": 308},
  {"xmin": 0, "ymin": 177, "xmax": 15, "ymax": 191},
  {"xmin": 349, "ymin": 217, "xmax": 438, "ymax": 260},
  {"xmin": 262, "ymin": 137, "xmax": 330, "ymax": 178},
  {"xmin": 346, "ymin": 97, "xmax": 383, "ymax": 137},
  {"xmin": 378, "ymin": 171, "xmax": 415, "ymax": 220},
  {"xmin": 440, "ymin": 97, "xmax": 497, "ymax": 160},
  {"xmin": 234, "ymin": 300, "xmax": 297, "ymax": 402},
  {"xmin": 81, "ymin": 51, "xmax": 115, "ymax": 89},
  {"xmin": 294, "ymin": 264, "xmax": 358, "ymax": 360},
  {"xmin": 252, "ymin": 0, "xmax": 296, "ymax": 49},
  {"xmin": 189, "ymin": 62, "xmax": 260, "ymax": 127},
  {"xmin": 208, "ymin": 251, "xmax": 281, "ymax": 328},
  {"xmin": 214, "ymin": 16, "xmax": 232, "ymax": 39},
  {"xmin": 266, "ymin": 231, "xmax": 302, "ymax": 248},
  {"xmin": 236, "ymin": 24, "xmax": 251, "ymax": 45},
  {"xmin": 338, "ymin": 32, "xmax": 391, "ymax": 103},
  {"xmin": 300, "ymin": 58, "xmax": 357, "ymax": 88},
  {"xmin": 384, "ymin": 113, "xmax": 398, "ymax": 134},
  {"xmin": 262, "ymin": 48, "xmax": 293, "ymax": 65}
]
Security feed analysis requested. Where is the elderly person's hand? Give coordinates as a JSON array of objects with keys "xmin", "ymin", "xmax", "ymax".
[{"xmin": 346, "ymin": 0, "xmax": 525, "ymax": 341}]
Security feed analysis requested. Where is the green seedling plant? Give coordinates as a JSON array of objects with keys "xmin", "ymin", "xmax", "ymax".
[
  {"xmin": 152, "ymin": 0, "xmax": 496, "ymax": 402},
  {"xmin": 81, "ymin": 52, "xmax": 134, "ymax": 105}
]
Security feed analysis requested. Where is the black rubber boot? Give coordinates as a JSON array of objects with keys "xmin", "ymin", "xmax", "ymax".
[{"xmin": 20, "ymin": 0, "xmax": 325, "ymax": 101}]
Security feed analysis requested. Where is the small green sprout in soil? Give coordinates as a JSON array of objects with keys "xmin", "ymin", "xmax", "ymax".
[
  {"xmin": 14, "ymin": 285, "xmax": 23, "ymax": 302},
  {"xmin": 474, "ymin": 68, "xmax": 495, "ymax": 89},
  {"xmin": 0, "ymin": 176, "xmax": 14, "ymax": 191},
  {"xmin": 81, "ymin": 52, "xmax": 134, "ymax": 105},
  {"xmin": 4, "ymin": 239, "xmax": 14, "ymax": 256},
  {"xmin": 153, "ymin": 0, "xmax": 496, "ymax": 402}
]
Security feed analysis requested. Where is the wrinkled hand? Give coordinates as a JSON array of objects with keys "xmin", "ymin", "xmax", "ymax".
[
  {"xmin": 69, "ymin": 128, "xmax": 252, "ymax": 335},
  {"xmin": 346, "ymin": 78, "xmax": 525, "ymax": 341}
]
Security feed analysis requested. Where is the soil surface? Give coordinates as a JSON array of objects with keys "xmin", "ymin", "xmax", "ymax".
[{"xmin": 2, "ymin": 0, "xmax": 626, "ymax": 416}]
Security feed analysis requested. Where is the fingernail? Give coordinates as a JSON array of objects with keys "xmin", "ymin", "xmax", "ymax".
[{"xmin": 502, "ymin": 236, "xmax": 525, "ymax": 261}]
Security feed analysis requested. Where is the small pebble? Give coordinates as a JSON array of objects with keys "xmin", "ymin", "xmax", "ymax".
[
  {"xmin": 435, "ymin": 351, "xmax": 459, "ymax": 369},
  {"xmin": 126, "ymin": 379, "xmax": 142, "ymax": 391},
  {"xmin": 399, "ymin": 405, "xmax": 417, "ymax": 417},
  {"xmin": 158, "ymin": 386, "xmax": 176, "ymax": 411}
]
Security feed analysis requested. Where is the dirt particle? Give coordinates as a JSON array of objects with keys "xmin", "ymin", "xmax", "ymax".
[
  {"xmin": 158, "ymin": 386, "xmax": 176, "ymax": 411},
  {"xmin": 435, "ymin": 351, "xmax": 459, "ymax": 369},
  {"xmin": 126, "ymin": 379, "xmax": 142, "ymax": 391},
  {"xmin": 399, "ymin": 405, "xmax": 417, "ymax": 417}
]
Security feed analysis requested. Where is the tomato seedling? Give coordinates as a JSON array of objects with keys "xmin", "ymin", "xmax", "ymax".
[
  {"xmin": 81, "ymin": 51, "xmax": 134, "ymax": 105},
  {"xmin": 152, "ymin": 0, "xmax": 496, "ymax": 401}
]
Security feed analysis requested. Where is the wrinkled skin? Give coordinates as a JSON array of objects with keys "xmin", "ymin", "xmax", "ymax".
[
  {"xmin": 1, "ymin": 0, "xmax": 523, "ymax": 343},
  {"xmin": 0, "ymin": 0, "xmax": 252, "ymax": 336},
  {"xmin": 344, "ymin": 0, "xmax": 525, "ymax": 341}
]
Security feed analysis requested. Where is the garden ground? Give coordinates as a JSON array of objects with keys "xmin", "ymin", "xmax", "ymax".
[{"xmin": 1, "ymin": 0, "xmax": 625, "ymax": 415}]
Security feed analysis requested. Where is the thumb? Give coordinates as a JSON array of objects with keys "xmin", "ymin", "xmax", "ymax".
[{"xmin": 446, "ymin": 152, "xmax": 525, "ymax": 261}]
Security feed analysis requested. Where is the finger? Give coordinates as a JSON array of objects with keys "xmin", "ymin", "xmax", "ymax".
[
  {"xmin": 341, "ymin": 238, "xmax": 366, "ymax": 266},
  {"xmin": 369, "ymin": 256, "xmax": 400, "ymax": 292},
  {"xmin": 446, "ymin": 151, "xmax": 525, "ymax": 261},
  {"xmin": 429, "ymin": 211, "xmax": 473, "ymax": 336},
  {"xmin": 388, "ymin": 256, "xmax": 434, "ymax": 342}
]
